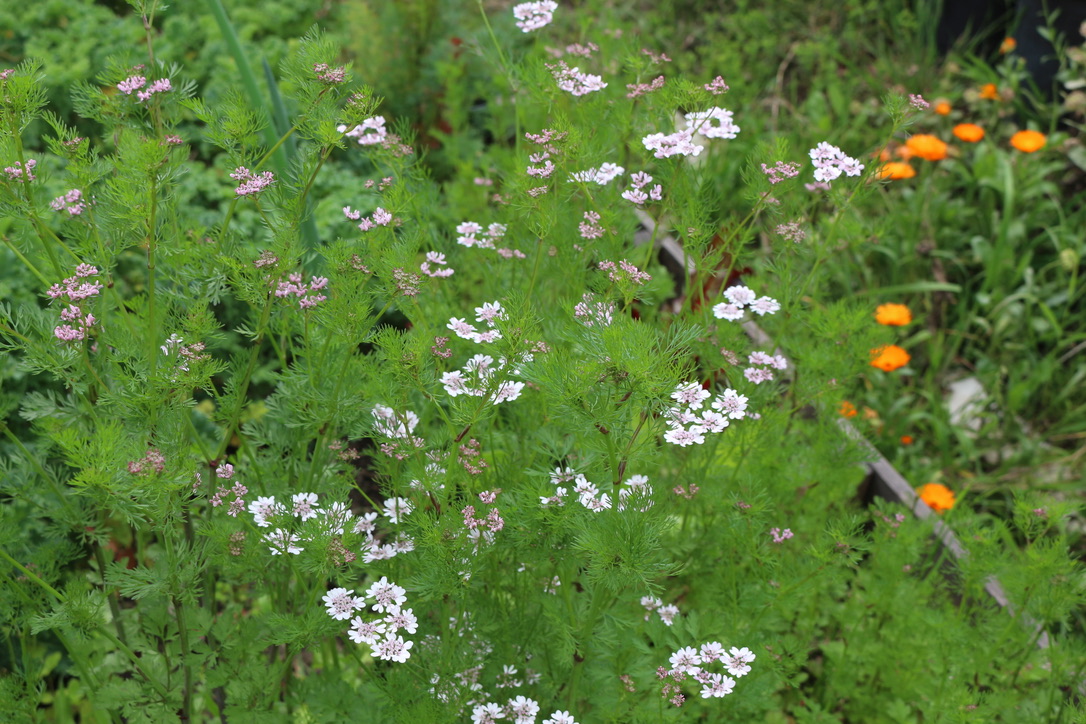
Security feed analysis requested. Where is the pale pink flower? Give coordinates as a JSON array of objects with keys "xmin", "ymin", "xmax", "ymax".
[{"xmin": 513, "ymin": 1, "xmax": 557, "ymax": 32}]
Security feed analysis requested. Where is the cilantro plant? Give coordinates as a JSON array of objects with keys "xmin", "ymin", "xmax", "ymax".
[{"xmin": 1, "ymin": 2, "xmax": 1083, "ymax": 723}]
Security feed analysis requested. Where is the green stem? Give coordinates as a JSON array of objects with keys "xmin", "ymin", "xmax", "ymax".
[
  {"xmin": 0, "ymin": 235, "xmax": 50, "ymax": 286},
  {"xmin": 146, "ymin": 176, "xmax": 159, "ymax": 384},
  {"xmin": 92, "ymin": 544, "xmax": 128, "ymax": 646},
  {"xmin": 214, "ymin": 293, "xmax": 275, "ymax": 460},
  {"xmin": 174, "ymin": 596, "xmax": 193, "ymax": 719},
  {"xmin": 474, "ymin": 0, "xmax": 520, "ymax": 145},
  {"xmin": 0, "ymin": 547, "xmax": 64, "ymax": 601}
]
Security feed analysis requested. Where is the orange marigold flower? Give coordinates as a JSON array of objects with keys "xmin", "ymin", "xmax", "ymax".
[
  {"xmin": 1010, "ymin": 129, "xmax": 1046, "ymax": 153},
  {"xmin": 953, "ymin": 123, "xmax": 985, "ymax": 142},
  {"xmin": 877, "ymin": 162, "xmax": 916, "ymax": 180},
  {"xmin": 980, "ymin": 82, "xmax": 999, "ymax": 100},
  {"xmin": 917, "ymin": 482, "xmax": 955, "ymax": 512},
  {"xmin": 870, "ymin": 344, "xmax": 910, "ymax": 372},
  {"xmin": 894, "ymin": 145, "xmax": 915, "ymax": 161},
  {"xmin": 839, "ymin": 401, "xmax": 858, "ymax": 418},
  {"xmin": 1000, "ymin": 37, "xmax": 1017, "ymax": 54},
  {"xmin": 933, "ymin": 100, "xmax": 952, "ymax": 116},
  {"xmin": 904, "ymin": 134, "xmax": 948, "ymax": 162},
  {"xmin": 900, "ymin": 434, "xmax": 914, "ymax": 445},
  {"xmin": 875, "ymin": 303, "xmax": 912, "ymax": 326}
]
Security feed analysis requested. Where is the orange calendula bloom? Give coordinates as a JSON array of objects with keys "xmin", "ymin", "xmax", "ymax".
[
  {"xmin": 917, "ymin": 482, "xmax": 955, "ymax": 512},
  {"xmin": 900, "ymin": 435, "xmax": 914, "ymax": 445},
  {"xmin": 904, "ymin": 134, "xmax": 948, "ymax": 161},
  {"xmin": 1010, "ymin": 129, "xmax": 1046, "ymax": 153},
  {"xmin": 980, "ymin": 83, "xmax": 999, "ymax": 100},
  {"xmin": 1000, "ymin": 37, "xmax": 1017, "ymax": 54},
  {"xmin": 933, "ymin": 100, "xmax": 952, "ymax": 115},
  {"xmin": 877, "ymin": 162, "xmax": 916, "ymax": 180},
  {"xmin": 839, "ymin": 401, "xmax": 858, "ymax": 418},
  {"xmin": 875, "ymin": 303, "xmax": 912, "ymax": 326},
  {"xmin": 870, "ymin": 345, "xmax": 910, "ymax": 372},
  {"xmin": 953, "ymin": 123, "xmax": 985, "ymax": 142}
]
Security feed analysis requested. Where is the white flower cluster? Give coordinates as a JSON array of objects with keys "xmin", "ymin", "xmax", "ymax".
[
  {"xmin": 620, "ymin": 171, "xmax": 663, "ymax": 205},
  {"xmin": 247, "ymin": 491, "xmax": 414, "ymax": 563},
  {"xmin": 572, "ymin": 293, "xmax": 614, "ymax": 327},
  {"xmin": 640, "ymin": 595, "xmax": 681, "ymax": 626},
  {"xmin": 567, "ymin": 162, "xmax": 624, "ymax": 185},
  {"xmin": 512, "ymin": 1, "xmax": 557, "ymax": 32},
  {"xmin": 540, "ymin": 467, "xmax": 653, "ymax": 513},
  {"xmin": 808, "ymin": 141, "xmax": 864, "ymax": 183},
  {"xmin": 322, "ymin": 577, "xmax": 417, "ymax": 663},
  {"xmin": 448, "ymin": 300, "xmax": 506, "ymax": 344},
  {"xmin": 662, "ymin": 643, "xmax": 755, "ymax": 700},
  {"xmin": 663, "ymin": 383, "xmax": 749, "ymax": 447},
  {"xmin": 711, "ymin": 284, "xmax": 780, "ymax": 321},
  {"xmin": 441, "ymin": 354, "xmax": 526, "ymax": 404},
  {"xmin": 642, "ymin": 129, "xmax": 702, "ymax": 159},
  {"xmin": 338, "ymin": 116, "xmax": 388, "ymax": 146},
  {"xmin": 551, "ymin": 62, "xmax": 607, "ymax": 96},
  {"xmin": 471, "ymin": 698, "xmax": 578, "ymax": 724},
  {"xmin": 371, "ymin": 404, "xmax": 419, "ymax": 439},
  {"xmin": 684, "ymin": 107, "xmax": 740, "ymax": 139}
]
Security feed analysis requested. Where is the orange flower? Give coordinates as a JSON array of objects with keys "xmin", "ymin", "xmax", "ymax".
[
  {"xmin": 979, "ymin": 83, "xmax": 999, "ymax": 100},
  {"xmin": 839, "ymin": 401, "xmax": 858, "ymax": 418},
  {"xmin": 933, "ymin": 100, "xmax": 952, "ymax": 116},
  {"xmin": 900, "ymin": 435, "xmax": 914, "ymax": 445},
  {"xmin": 952, "ymin": 123, "xmax": 985, "ymax": 142},
  {"xmin": 875, "ymin": 303, "xmax": 912, "ymax": 326},
  {"xmin": 1000, "ymin": 37, "xmax": 1017, "ymax": 54},
  {"xmin": 877, "ymin": 162, "xmax": 916, "ymax": 180},
  {"xmin": 917, "ymin": 482, "xmax": 955, "ymax": 512},
  {"xmin": 870, "ymin": 345, "xmax": 910, "ymax": 372},
  {"xmin": 894, "ymin": 145, "xmax": 915, "ymax": 161},
  {"xmin": 1010, "ymin": 129, "xmax": 1046, "ymax": 153},
  {"xmin": 904, "ymin": 134, "xmax": 948, "ymax": 162}
]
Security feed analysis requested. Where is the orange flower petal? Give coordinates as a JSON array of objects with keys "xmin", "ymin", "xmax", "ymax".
[
  {"xmin": 952, "ymin": 123, "xmax": 985, "ymax": 143},
  {"xmin": 875, "ymin": 303, "xmax": 912, "ymax": 326},
  {"xmin": 877, "ymin": 162, "xmax": 916, "ymax": 180},
  {"xmin": 904, "ymin": 134, "xmax": 948, "ymax": 161},
  {"xmin": 917, "ymin": 482, "xmax": 955, "ymax": 512},
  {"xmin": 1010, "ymin": 129, "xmax": 1046, "ymax": 153},
  {"xmin": 870, "ymin": 344, "xmax": 911, "ymax": 372}
]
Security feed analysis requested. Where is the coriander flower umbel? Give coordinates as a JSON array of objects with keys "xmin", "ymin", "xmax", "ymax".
[
  {"xmin": 371, "ymin": 633, "xmax": 414, "ymax": 663},
  {"xmin": 291, "ymin": 492, "xmax": 321, "ymax": 521},
  {"xmin": 230, "ymin": 167, "xmax": 275, "ymax": 197},
  {"xmin": 671, "ymin": 382, "xmax": 711, "ymax": 409},
  {"xmin": 669, "ymin": 646, "xmax": 703, "ymax": 675},
  {"xmin": 543, "ymin": 711, "xmax": 578, "ymax": 724},
  {"xmin": 339, "ymin": 116, "xmax": 387, "ymax": 145},
  {"xmin": 508, "ymin": 695, "xmax": 541, "ymax": 724},
  {"xmin": 642, "ymin": 129, "xmax": 702, "ymax": 159},
  {"xmin": 684, "ymin": 107, "xmax": 740, "ymax": 139},
  {"xmin": 700, "ymin": 672, "xmax": 736, "ymax": 698},
  {"xmin": 471, "ymin": 703, "xmax": 505, "ymax": 724},
  {"xmin": 724, "ymin": 646, "xmax": 756, "ymax": 677},
  {"xmin": 513, "ymin": 1, "xmax": 557, "ymax": 32},
  {"xmin": 347, "ymin": 617, "xmax": 387, "ymax": 645},
  {"xmin": 550, "ymin": 61, "xmax": 607, "ymax": 96},
  {"xmin": 808, "ymin": 142, "xmax": 864, "ymax": 183},
  {"xmin": 322, "ymin": 587, "xmax": 364, "ymax": 620},
  {"xmin": 366, "ymin": 576, "xmax": 408, "ymax": 613}
]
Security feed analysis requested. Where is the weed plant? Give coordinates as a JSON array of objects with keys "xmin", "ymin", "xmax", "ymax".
[{"xmin": 1, "ymin": 2, "xmax": 1084, "ymax": 722}]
